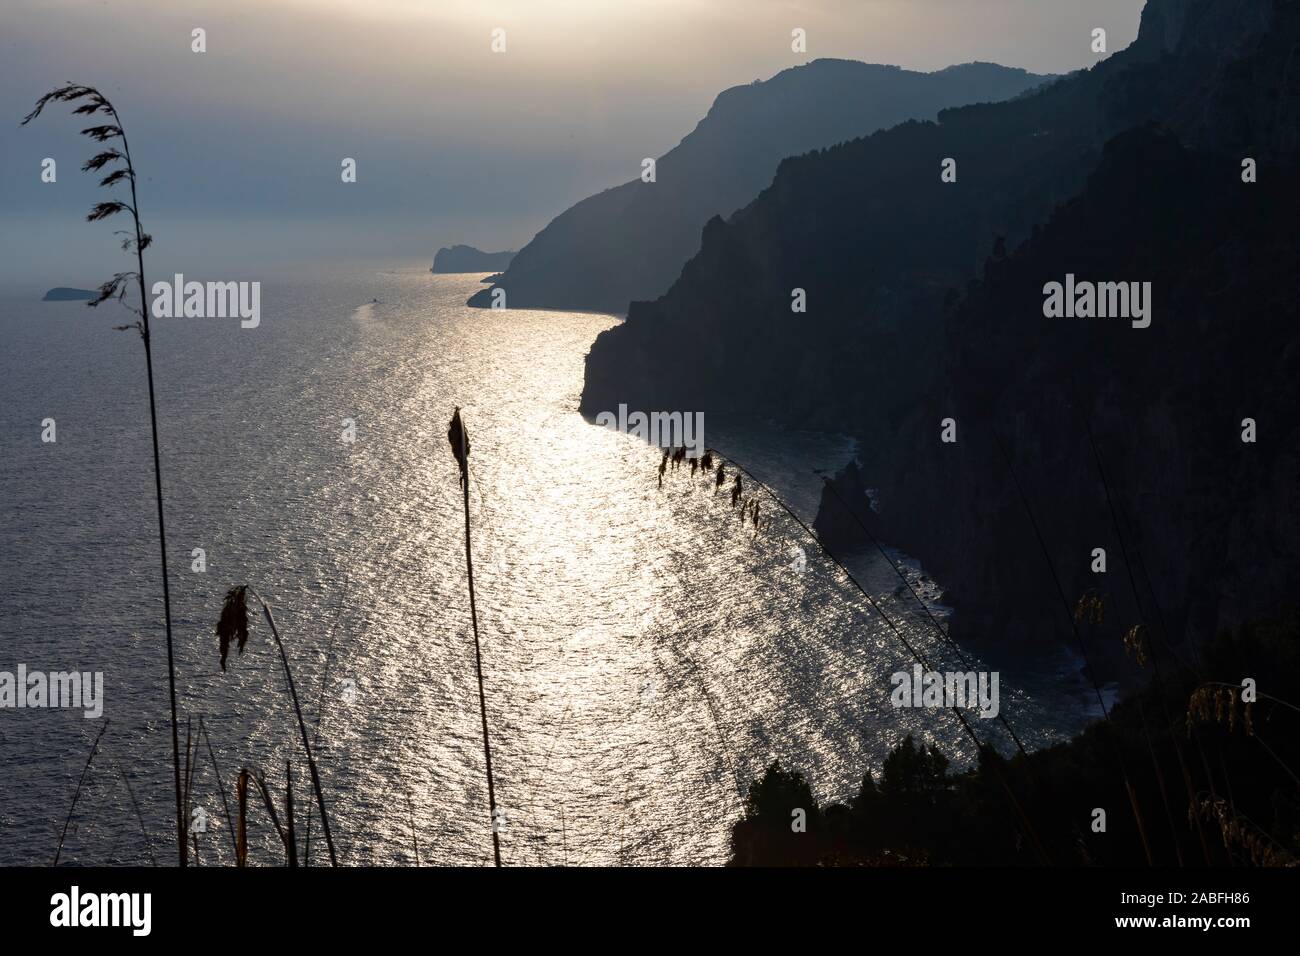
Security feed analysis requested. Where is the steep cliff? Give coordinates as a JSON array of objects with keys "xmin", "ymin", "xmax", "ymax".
[
  {"xmin": 851, "ymin": 127, "xmax": 1299, "ymax": 665},
  {"xmin": 582, "ymin": 0, "xmax": 1298, "ymax": 661}
]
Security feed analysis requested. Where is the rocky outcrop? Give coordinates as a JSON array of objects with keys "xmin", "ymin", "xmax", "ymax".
[{"xmin": 811, "ymin": 460, "xmax": 874, "ymax": 555}]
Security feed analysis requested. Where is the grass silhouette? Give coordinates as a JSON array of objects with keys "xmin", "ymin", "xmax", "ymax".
[
  {"xmin": 23, "ymin": 85, "xmax": 186, "ymax": 867},
  {"xmin": 217, "ymin": 586, "xmax": 338, "ymax": 866}
]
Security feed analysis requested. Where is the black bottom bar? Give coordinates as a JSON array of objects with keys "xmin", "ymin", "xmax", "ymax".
[{"xmin": 0, "ymin": 866, "xmax": 1291, "ymax": 942}]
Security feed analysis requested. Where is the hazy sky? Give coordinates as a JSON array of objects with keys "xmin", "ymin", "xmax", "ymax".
[{"xmin": 0, "ymin": 0, "xmax": 1144, "ymax": 286}]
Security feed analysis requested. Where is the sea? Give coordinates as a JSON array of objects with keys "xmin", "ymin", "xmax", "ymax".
[{"xmin": 0, "ymin": 265, "xmax": 1096, "ymax": 866}]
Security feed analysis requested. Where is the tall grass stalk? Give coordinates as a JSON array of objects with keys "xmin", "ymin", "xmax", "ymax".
[
  {"xmin": 247, "ymin": 767, "xmax": 295, "ymax": 866},
  {"xmin": 54, "ymin": 720, "xmax": 110, "ymax": 865},
  {"xmin": 284, "ymin": 762, "xmax": 299, "ymax": 867},
  {"xmin": 236, "ymin": 769, "xmax": 249, "ymax": 868},
  {"xmin": 406, "ymin": 789, "xmax": 420, "ymax": 865},
  {"xmin": 448, "ymin": 407, "xmax": 502, "ymax": 867},
  {"xmin": 304, "ymin": 574, "xmax": 348, "ymax": 865},
  {"xmin": 181, "ymin": 717, "xmax": 194, "ymax": 861},
  {"xmin": 23, "ymin": 86, "xmax": 184, "ymax": 866},
  {"xmin": 113, "ymin": 758, "xmax": 157, "ymax": 866},
  {"xmin": 199, "ymin": 716, "xmax": 239, "ymax": 861}
]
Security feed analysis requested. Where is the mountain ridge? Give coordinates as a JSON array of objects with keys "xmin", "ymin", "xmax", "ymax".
[{"xmin": 468, "ymin": 58, "xmax": 1053, "ymax": 314}]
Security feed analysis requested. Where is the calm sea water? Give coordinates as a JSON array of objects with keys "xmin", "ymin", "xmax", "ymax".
[{"xmin": 0, "ymin": 266, "xmax": 1089, "ymax": 866}]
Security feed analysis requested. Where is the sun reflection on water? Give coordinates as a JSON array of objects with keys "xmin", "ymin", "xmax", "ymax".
[{"xmin": 0, "ymin": 269, "xmax": 1083, "ymax": 865}]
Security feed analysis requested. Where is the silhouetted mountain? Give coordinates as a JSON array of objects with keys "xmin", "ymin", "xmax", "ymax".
[
  {"xmin": 468, "ymin": 59, "xmax": 1051, "ymax": 314},
  {"xmin": 41, "ymin": 287, "xmax": 96, "ymax": 301},
  {"xmin": 583, "ymin": 0, "xmax": 1298, "ymax": 661},
  {"xmin": 837, "ymin": 124, "xmax": 1299, "ymax": 668},
  {"xmin": 432, "ymin": 245, "xmax": 515, "ymax": 273}
]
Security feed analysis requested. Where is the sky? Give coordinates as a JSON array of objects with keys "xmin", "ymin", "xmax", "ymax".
[{"xmin": 0, "ymin": 0, "xmax": 1144, "ymax": 287}]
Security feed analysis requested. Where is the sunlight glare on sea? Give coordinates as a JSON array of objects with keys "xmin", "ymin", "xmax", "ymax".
[{"xmin": 0, "ymin": 268, "xmax": 1084, "ymax": 865}]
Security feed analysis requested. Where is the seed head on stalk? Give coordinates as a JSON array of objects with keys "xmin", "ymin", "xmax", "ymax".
[
  {"xmin": 23, "ymin": 83, "xmax": 184, "ymax": 865},
  {"xmin": 215, "ymin": 584, "xmax": 338, "ymax": 866}
]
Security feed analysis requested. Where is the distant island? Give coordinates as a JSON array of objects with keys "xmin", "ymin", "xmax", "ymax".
[
  {"xmin": 42, "ymin": 287, "xmax": 97, "ymax": 301},
  {"xmin": 431, "ymin": 245, "xmax": 515, "ymax": 273}
]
